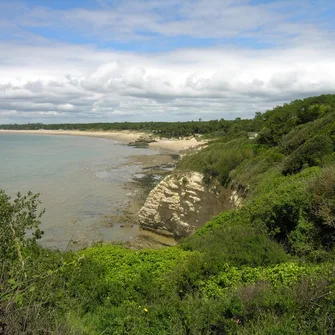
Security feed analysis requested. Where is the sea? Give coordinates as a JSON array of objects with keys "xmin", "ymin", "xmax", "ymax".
[{"xmin": 0, "ymin": 133, "xmax": 155, "ymax": 250}]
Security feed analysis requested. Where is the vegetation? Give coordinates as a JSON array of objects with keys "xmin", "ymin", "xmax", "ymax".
[
  {"xmin": 2, "ymin": 93, "xmax": 335, "ymax": 334},
  {"xmin": 0, "ymin": 119, "xmax": 254, "ymax": 139}
]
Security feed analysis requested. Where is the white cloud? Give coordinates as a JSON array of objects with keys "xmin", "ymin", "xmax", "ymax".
[
  {"xmin": 0, "ymin": 40, "xmax": 335, "ymax": 123},
  {"xmin": 0, "ymin": 0, "xmax": 334, "ymax": 123}
]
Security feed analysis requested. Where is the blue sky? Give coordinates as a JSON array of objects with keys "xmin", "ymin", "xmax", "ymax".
[
  {"xmin": 7, "ymin": 0, "xmax": 335, "ymax": 50},
  {"xmin": 0, "ymin": 0, "xmax": 335, "ymax": 123}
]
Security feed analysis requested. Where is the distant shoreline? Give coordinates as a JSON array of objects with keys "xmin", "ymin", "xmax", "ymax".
[{"xmin": 0, "ymin": 129, "xmax": 205, "ymax": 153}]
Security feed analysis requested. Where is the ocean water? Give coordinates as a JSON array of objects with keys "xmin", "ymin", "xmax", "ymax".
[{"xmin": 0, "ymin": 133, "xmax": 155, "ymax": 249}]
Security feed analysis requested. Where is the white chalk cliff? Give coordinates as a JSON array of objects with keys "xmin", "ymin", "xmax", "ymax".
[{"xmin": 138, "ymin": 172, "xmax": 232, "ymax": 239}]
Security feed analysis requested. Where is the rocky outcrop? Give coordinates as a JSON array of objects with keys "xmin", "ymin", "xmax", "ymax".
[
  {"xmin": 138, "ymin": 172, "xmax": 232, "ymax": 239},
  {"xmin": 229, "ymin": 181, "xmax": 249, "ymax": 208},
  {"xmin": 128, "ymin": 135, "xmax": 157, "ymax": 148},
  {"xmin": 229, "ymin": 190, "xmax": 243, "ymax": 207}
]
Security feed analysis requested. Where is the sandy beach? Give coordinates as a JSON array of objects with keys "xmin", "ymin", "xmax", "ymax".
[
  {"xmin": 149, "ymin": 138, "xmax": 204, "ymax": 152},
  {"xmin": 0, "ymin": 129, "xmax": 206, "ymax": 153}
]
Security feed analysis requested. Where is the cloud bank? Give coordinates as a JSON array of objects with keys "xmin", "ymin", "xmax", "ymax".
[{"xmin": 0, "ymin": 0, "xmax": 335, "ymax": 123}]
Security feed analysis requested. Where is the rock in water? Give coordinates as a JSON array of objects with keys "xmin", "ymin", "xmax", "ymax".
[{"xmin": 138, "ymin": 172, "xmax": 231, "ymax": 239}]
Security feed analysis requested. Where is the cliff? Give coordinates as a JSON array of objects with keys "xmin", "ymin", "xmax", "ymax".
[{"xmin": 138, "ymin": 172, "xmax": 233, "ymax": 239}]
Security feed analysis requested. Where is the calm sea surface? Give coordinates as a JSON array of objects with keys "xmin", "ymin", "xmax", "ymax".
[{"xmin": 0, "ymin": 133, "xmax": 154, "ymax": 249}]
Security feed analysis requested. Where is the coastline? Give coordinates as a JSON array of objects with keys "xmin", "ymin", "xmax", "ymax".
[
  {"xmin": 98, "ymin": 153, "xmax": 180, "ymax": 249},
  {"xmin": 1, "ymin": 129, "xmax": 206, "ymax": 249},
  {"xmin": 0, "ymin": 129, "xmax": 205, "ymax": 153}
]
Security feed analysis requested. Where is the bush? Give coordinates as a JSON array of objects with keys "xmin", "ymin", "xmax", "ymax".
[
  {"xmin": 307, "ymin": 164, "xmax": 335, "ymax": 248},
  {"xmin": 280, "ymin": 114, "xmax": 333, "ymax": 155},
  {"xmin": 182, "ymin": 210, "xmax": 289, "ymax": 273},
  {"xmin": 178, "ymin": 138, "xmax": 256, "ymax": 186},
  {"xmin": 0, "ymin": 190, "xmax": 44, "ymax": 270},
  {"xmin": 282, "ymin": 134, "xmax": 333, "ymax": 175},
  {"xmin": 246, "ymin": 171, "xmax": 311, "ymax": 243},
  {"xmin": 230, "ymin": 147, "xmax": 284, "ymax": 192}
]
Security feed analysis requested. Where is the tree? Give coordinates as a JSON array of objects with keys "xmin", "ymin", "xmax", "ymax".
[{"xmin": 0, "ymin": 189, "xmax": 44, "ymax": 273}]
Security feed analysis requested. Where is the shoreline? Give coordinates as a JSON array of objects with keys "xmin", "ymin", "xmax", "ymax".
[
  {"xmin": 0, "ymin": 129, "xmax": 206, "ymax": 153},
  {"xmin": 95, "ymin": 153, "xmax": 179, "ymax": 250},
  {"xmin": 1, "ymin": 129, "xmax": 205, "ymax": 249}
]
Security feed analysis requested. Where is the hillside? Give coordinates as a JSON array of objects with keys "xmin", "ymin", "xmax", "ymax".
[{"xmin": 1, "ymin": 94, "xmax": 335, "ymax": 334}]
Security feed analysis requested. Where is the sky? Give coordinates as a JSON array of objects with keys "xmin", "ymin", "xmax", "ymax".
[{"xmin": 1, "ymin": 0, "xmax": 335, "ymax": 123}]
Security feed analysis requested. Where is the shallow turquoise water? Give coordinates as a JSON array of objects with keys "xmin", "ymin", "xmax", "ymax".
[{"xmin": 0, "ymin": 133, "xmax": 154, "ymax": 249}]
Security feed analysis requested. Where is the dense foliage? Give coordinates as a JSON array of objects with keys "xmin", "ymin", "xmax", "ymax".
[
  {"xmin": 0, "ymin": 119, "xmax": 254, "ymax": 138},
  {"xmin": 2, "ymin": 94, "xmax": 335, "ymax": 334}
]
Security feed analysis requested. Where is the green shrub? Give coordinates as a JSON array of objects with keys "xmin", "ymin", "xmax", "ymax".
[
  {"xmin": 307, "ymin": 164, "xmax": 335, "ymax": 248},
  {"xmin": 282, "ymin": 134, "xmax": 333, "ymax": 175},
  {"xmin": 246, "ymin": 171, "xmax": 311, "ymax": 242},
  {"xmin": 0, "ymin": 190, "xmax": 44, "ymax": 271},
  {"xmin": 182, "ymin": 210, "xmax": 289, "ymax": 273},
  {"xmin": 230, "ymin": 147, "xmax": 284, "ymax": 191},
  {"xmin": 256, "ymin": 94, "xmax": 335, "ymax": 146},
  {"xmin": 280, "ymin": 114, "xmax": 333, "ymax": 155},
  {"xmin": 178, "ymin": 138, "xmax": 255, "ymax": 186}
]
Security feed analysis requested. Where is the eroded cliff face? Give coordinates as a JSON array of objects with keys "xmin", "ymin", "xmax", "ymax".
[
  {"xmin": 229, "ymin": 180, "xmax": 249, "ymax": 208},
  {"xmin": 138, "ymin": 172, "xmax": 232, "ymax": 239}
]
